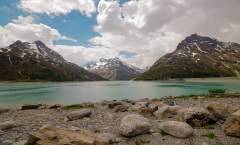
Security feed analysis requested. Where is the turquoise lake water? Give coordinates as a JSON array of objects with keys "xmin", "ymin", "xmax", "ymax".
[{"xmin": 0, "ymin": 81, "xmax": 240, "ymax": 108}]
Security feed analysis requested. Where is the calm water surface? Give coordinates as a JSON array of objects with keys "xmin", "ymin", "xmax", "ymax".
[{"xmin": 1, "ymin": 81, "xmax": 240, "ymax": 108}]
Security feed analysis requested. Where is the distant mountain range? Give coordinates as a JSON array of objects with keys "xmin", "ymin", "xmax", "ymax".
[
  {"xmin": 83, "ymin": 57, "xmax": 144, "ymax": 80},
  {"xmin": 136, "ymin": 34, "xmax": 240, "ymax": 80},
  {"xmin": 0, "ymin": 40, "xmax": 106, "ymax": 81}
]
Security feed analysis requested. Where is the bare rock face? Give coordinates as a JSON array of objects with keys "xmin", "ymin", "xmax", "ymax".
[
  {"xmin": 25, "ymin": 126, "xmax": 108, "ymax": 145},
  {"xmin": 224, "ymin": 110, "xmax": 240, "ymax": 136},
  {"xmin": 120, "ymin": 114, "xmax": 151, "ymax": 137},
  {"xmin": 178, "ymin": 107, "xmax": 216, "ymax": 127},
  {"xmin": 206, "ymin": 102, "xmax": 239, "ymax": 120},
  {"xmin": 159, "ymin": 121, "xmax": 194, "ymax": 138},
  {"xmin": 0, "ymin": 121, "xmax": 16, "ymax": 130},
  {"xmin": 66, "ymin": 109, "xmax": 91, "ymax": 121}
]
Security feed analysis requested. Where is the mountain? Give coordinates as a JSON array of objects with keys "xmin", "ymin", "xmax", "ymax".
[
  {"xmin": 136, "ymin": 34, "xmax": 240, "ymax": 80},
  {"xmin": 83, "ymin": 57, "xmax": 143, "ymax": 80},
  {"xmin": 0, "ymin": 40, "xmax": 106, "ymax": 81}
]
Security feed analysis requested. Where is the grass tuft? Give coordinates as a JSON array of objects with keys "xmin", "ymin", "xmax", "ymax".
[{"xmin": 201, "ymin": 133, "xmax": 217, "ymax": 139}]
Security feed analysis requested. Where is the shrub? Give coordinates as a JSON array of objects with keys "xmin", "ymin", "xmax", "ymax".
[
  {"xmin": 201, "ymin": 133, "xmax": 217, "ymax": 139},
  {"xmin": 208, "ymin": 88, "xmax": 226, "ymax": 94}
]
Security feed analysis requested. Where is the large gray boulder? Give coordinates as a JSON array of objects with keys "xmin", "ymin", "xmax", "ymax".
[
  {"xmin": 25, "ymin": 126, "xmax": 108, "ymax": 145},
  {"xmin": 0, "ymin": 121, "xmax": 16, "ymax": 130},
  {"xmin": 206, "ymin": 102, "xmax": 239, "ymax": 120},
  {"xmin": 224, "ymin": 110, "xmax": 240, "ymax": 136},
  {"xmin": 159, "ymin": 121, "xmax": 194, "ymax": 138},
  {"xmin": 178, "ymin": 107, "xmax": 216, "ymax": 127},
  {"xmin": 66, "ymin": 109, "xmax": 91, "ymax": 121},
  {"xmin": 120, "ymin": 114, "xmax": 151, "ymax": 137}
]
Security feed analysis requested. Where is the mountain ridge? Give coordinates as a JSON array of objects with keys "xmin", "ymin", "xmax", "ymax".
[
  {"xmin": 0, "ymin": 40, "xmax": 106, "ymax": 81},
  {"xmin": 83, "ymin": 57, "xmax": 144, "ymax": 80},
  {"xmin": 136, "ymin": 34, "xmax": 240, "ymax": 80}
]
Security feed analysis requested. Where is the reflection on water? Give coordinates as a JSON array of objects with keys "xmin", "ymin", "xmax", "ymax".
[{"xmin": 0, "ymin": 81, "xmax": 240, "ymax": 108}]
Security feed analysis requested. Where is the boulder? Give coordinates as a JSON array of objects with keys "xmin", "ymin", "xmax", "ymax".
[
  {"xmin": 155, "ymin": 107, "xmax": 172, "ymax": 120},
  {"xmin": 136, "ymin": 101, "xmax": 149, "ymax": 107},
  {"xmin": 169, "ymin": 105, "xmax": 182, "ymax": 115},
  {"xmin": 46, "ymin": 104, "xmax": 61, "ymax": 109},
  {"xmin": 163, "ymin": 99, "xmax": 178, "ymax": 106},
  {"xmin": 206, "ymin": 102, "xmax": 239, "ymax": 120},
  {"xmin": 22, "ymin": 104, "xmax": 40, "ymax": 110},
  {"xmin": 178, "ymin": 107, "xmax": 216, "ymax": 127},
  {"xmin": 67, "ymin": 109, "xmax": 91, "ymax": 121},
  {"xmin": 159, "ymin": 121, "xmax": 194, "ymax": 138},
  {"xmin": 25, "ymin": 126, "xmax": 108, "ymax": 145},
  {"xmin": 120, "ymin": 114, "xmax": 151, "ymax": 137},
  {"xmin": 148, "ymin": 104, "xmax": 158, "ymax": 112},
  {"xmin": 132, "ymin": 104, "xmax": 146, "ymax": 111},
  {"xmin": 108, "ymin": 101, "xmax": 122, "ymax": 109},
  {"xmin": 224, "ymin": 110, "xmax": 240, "ymax": 136},
  {"xmin": 0, "ymin": 121, "xmax": 16, "ymax": 130},
  {"xmin": 139, "ymin": 108, "xmax": 154, "ymax": 117},
  {"xmin": 113, "ymin": 104, "xmax": 129, "ymax": 112}
]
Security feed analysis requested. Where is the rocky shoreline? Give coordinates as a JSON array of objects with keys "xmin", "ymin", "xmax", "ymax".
[{"xmin": 0, "ymin": 94, "xmax": 240, "ymax": 145}]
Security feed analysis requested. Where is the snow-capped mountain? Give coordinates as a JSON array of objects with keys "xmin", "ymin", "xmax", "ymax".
[
  {"xmin": 0, "ymin": 40, "xmax": 105, "ymax": 81},
  {"xmin": 136, "ymin": 34, "xmax": 240, "ymax": 80},
  {"xmin": 83, "ymin": 57, "xmax": 143, "ymax": 80}
]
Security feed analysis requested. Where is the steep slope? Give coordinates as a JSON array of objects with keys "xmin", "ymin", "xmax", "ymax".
[
  {"xmin": 83, "ymin": 58, "xmax": 142, "ymax": 80},
  {"xmin": 136, "ymin": 34, "xmax": 240, "ymax": 80},
  {"xmin": 0, "ymin": 40, "xmax": 106, "ymax": 81}
]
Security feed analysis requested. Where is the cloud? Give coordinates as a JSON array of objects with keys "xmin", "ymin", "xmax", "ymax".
[
  {"xmin": 18, "ymin": 0, "xmax": 96, "ymax": 17},
  {"xmin": 0, "ymin": 16, "xmax": 77, "ymax": 47},
  {"xmin": 52, "ymin": 45, "xmax": 119, "ymax": 65},
  {"xmin": 87, "ymin": 0, "xmax": 240, "ymax": 68},
  {"xmin": 0, "ymin": 6, "xmax": 12, "ymax": 13}
]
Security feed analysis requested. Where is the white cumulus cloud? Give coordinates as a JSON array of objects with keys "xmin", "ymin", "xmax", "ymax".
[
  {"xmin": 88, "ymin": 0, "xmax": 240, "ymax": 69},
  {"xmin": 17, "ymin": 0, "xmax": 96, "ymax": 17},
  {"xmin": 0, "ymin": 16, "xmax": 77, "ymax": 47}
]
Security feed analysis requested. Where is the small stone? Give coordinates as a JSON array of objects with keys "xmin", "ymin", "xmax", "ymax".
[
  {"xmin": 44, "ymin": 130, "xmax": 56, "ymax": 140},
  {"xmin": 46, "ymin": 104, "xmax": 61, "ymax": 109},
  {"xmin": 0, "ymin": 121, "xmax": 16, "ymax": 130},
  {"xmin": 159, "ymin": 121, "xmax": 194, "ymax": 138},
  {"xmin": 113, "ymin": 104, "xmax": 129, "ymax": 112},
  {"xmin": 108, "ymin": 101, "xmax": 122, "ymax": 109},
  {"xmin": 105, "ymin": 112, "xmax": 113, "ymax": 120},
  {"xmin": 0, "ymin": 108, "xmax": 11, "ymax": 114},
  {"xmin": 150, "ymin": 129, "xmax": 155, "ymax": 133},
  {"xmin": 101, "ymin": 133, "xmax": 120, "ymax": 143},
  {"xmin": 66, "ymin": 109, "xmax": 91, "ymax": 121},
  {"xmin": 148, "ymin": 104, "xmax": 158, "ymax": 111},
  {"xmin": 120, "ymin": 114, "xmax": 151, "ymax": 137},
  {"xmin": 163, "ymin": 99, "xmax": 178, "ymax": 106},
  {"xmin": 139, "ymin": 108, "xmax": 154, "ymax": 117}
]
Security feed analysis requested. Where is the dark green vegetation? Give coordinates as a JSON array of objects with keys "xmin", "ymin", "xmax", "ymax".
[
  {"xmin": 134, "ymin": 139, "xmax": 151, "ymax": 145},
  {"xmin": 201, "ymin": 133, "xmax": 217, "ymax": 139},
  {"xmin": 62, "ymin": 103, "xmax": 95, "ymax": 110},
  {"xmin": 160, "ymin": 130, "xmax": 168, "ymax": 136},
  {"xmin": 0, "ymin": 40, "xmax": 106, "ymax": 81},
  {"xmin": 208, "ymin": 88, "xmax": 226, "ymax": 94},
  {"xmin": 136, "ymin": 34, "xmax": 240, "ymax": 80},
  {"xmin": 175, "ymin": 91, "xmax": 240, "ymax": 99}
]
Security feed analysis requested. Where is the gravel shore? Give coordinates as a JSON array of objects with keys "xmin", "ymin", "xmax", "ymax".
[{"xmin": 0, "ymin": 97, "xmax": 240, "ymax": 145}]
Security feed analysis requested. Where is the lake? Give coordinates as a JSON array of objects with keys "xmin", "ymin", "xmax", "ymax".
[{"xmin": 1, "ymin": 81, "xmax": 240, "ymax": 108}]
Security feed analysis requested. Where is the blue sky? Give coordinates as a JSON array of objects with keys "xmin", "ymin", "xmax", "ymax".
[{"xmin": 0, "ymin": 0, "xmax": 240, "ymax": 68}]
